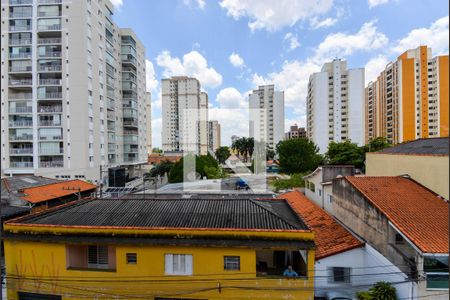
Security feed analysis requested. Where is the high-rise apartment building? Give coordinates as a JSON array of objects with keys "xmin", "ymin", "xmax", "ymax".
[
  {"xmin": 285, "ymin": 124, "xmax": 306, "ymax": 140},
  {"xmin": 208, "ymin": 120, "xmax": 221, "ymax": 153},
  {"xmin": 249, "ymin": 85, "xmax": 285, "ymax": 150},
  {"xmin": 161, "ymin": 76, "xmax": 208, "ymax": 155},
  {"xmin": 307, "ymin": 59, "xmax": 365, "ymax": 153},
  {"xmin": 146, "ymin": 91, "xmax": 152, "ymax": 154},
  {"xmin": 0, "ymin": 0, "xmax": 148, "ymax": 182},
  {"xmin": 365, "ymin": 46, "xmax": 449, "ymax": 144}
]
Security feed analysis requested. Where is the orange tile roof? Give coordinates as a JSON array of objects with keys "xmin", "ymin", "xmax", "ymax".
[
  {"xmin": 345, "ymin": 176, "xmax": 449, "ymax": 254},
  {"xmin": 280, "ymin": 190, "xmax": 364, "ymax": 260},
  {"xmin": 21, "ymin": 180, "xmax": 97, "ymax": 204}
]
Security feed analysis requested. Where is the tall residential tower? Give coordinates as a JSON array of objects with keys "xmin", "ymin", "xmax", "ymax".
[
  {"xmin": 365, "ymin": 46, "xmax": 449, "ymax": 144},
  {"xmin": 307, "ymin": 59, "xmax": 365, "ymax": 153},
  {"xmin": 161, "ymin": 76, "xmax": 208, "ymax": 155},
  {"xmin": 249, "ymin": 85, "xmax": 285, "ymax": 150},
  {"xmin": 0, "ymin": 0, "xmax": 148, "ymax": 182}
]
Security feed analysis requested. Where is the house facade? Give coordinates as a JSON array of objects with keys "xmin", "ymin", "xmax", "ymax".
[
  {"xmin": 4, "ymin": 197, "xmax": 316, "ymax": 300},
  {"xmin": 332, "ymin": 176, "xmax": 449, "ymax": 299}
]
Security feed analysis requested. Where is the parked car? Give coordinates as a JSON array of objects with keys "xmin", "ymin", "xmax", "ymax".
[{"xmin": 325, "ymin": 291, "xmax": 354, "ymax": 300}]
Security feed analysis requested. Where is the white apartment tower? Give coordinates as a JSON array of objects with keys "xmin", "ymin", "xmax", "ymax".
[
  {"xmin": 307, "ymin": 59, "xmax": 365, "ymax": 153},
  {"xmin": 249, "ymin": 85, "xmax": 285, "ymax": 150},
  {"xmin": 161, "ymin": 76, "xmax": 208, "ymax": 155},
  {"xmin": 208, "ymin": 120, "xmax": 221, "ymax": 153},
  {"xmin": 0, "ymin": 0, "xmax": 148, "ymax": 182},
  {"xmin": 145, "ymin": 91, "xmax": 152, "ymax": 154}
]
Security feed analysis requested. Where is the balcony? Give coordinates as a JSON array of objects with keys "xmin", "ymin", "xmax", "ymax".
[
  {"xmin": 39, "ymin": 120, "xmax": 61, "ymax": 127},
  {"xmin": 10, "ymin": 148, "xmax": 33, "ymax": 155},
  {"xmin": 39, "ymin": 161, "xmax": 63, "ymax": 168},
  {"xmin": 39, "ymin": 148, "xmax": 63, "ymax": 155},
  {"xmin": 9, "ymin": 93, "xmax": 32, "ymax": 100},
  {"xmin": 124, "ymin": 145, "xmax": 139, "ymax": 153},
  {"xmin": 9, "ymin": 39, "xmax": 32, "ymax": 46},
  {"xmin": 9, "ymin": 120, "xmax": 33, "ymax": 127},
  {"xmin": 38, "ymin": 24, "xmax": 61, "ymax": 31},
  {"xmin": 9, "ymin": 25, "xmax": 32, "ymax": 32},
  {"xmin": 38, "ymin": 92, "xmax": 62, "ymax": 99},
  {"xmin": 9, "ymin": 52, "xmax": 32, "ymax": 59},
  {"xmin": 124, "ymin": 135, "xmax": 138, "ymax": 144},
  {"xmin": 121, "ymin": 55, "xmax": 137, "ymax": 66},
  {"xmin": 9, "ymin": 65, "xmax": 32, "ymax": 72},
  {"xmin": 123, "ymin": 118, "xmax": 138, "ymax": 127},
  {"xmin": 39, "ymin": 135, "xmax": 63, "ymax": 141},
  {"xmin": 38, "ymin": 105, "xmax": 62, "ymax": 113},
  {"xmin": 38, "ymin": 11, "xmax": 61, "ymax": 17},
  {"xmin": 39, "ymin": 51, "xmax": 61, "ymax": 58},
  {"xmin": 38, "ymin": 65, "xmax": 62, "ymax": 72},
  {"xmin": 9, "ymin": 106, "xmax": 32, "ymax": 113},
  {"xmin": 9, "ymin": 79, "xmax": 32, "ymax": 86},
  {"xmin": 10, "ymin": 133, "xmax": 33, "ymax": 141},
  {"xmin": 38, "ymin": 0, "xmax": 62, "ymax": 3},
  {"xmin": 38, "ymin": 37, "xmax": 62, "ymax": 44},
  {"xmin": 9, "ymin": 0, "xmax": 33, "ymax": 4},
  {"xmin": 10, "ymin": 161, "xmax": 33, "ymax": 168},
  {"xmin": 10, "ymin": 12, "xmax": 32, "ymax": 18},
  {"xmin": 39, "ymin": 78, "xmax": 62, "ymax": 85}
]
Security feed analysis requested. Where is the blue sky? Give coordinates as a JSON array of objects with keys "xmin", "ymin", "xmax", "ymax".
[{"xmin": 111, "ymin": 0, "xmax": 449, "ymax": 147}]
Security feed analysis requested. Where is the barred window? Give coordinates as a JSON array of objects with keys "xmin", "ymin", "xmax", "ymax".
[
  {"xmin": 224, "ymin": 256, "xmax": 240, "ymax": 271},
  {"xmin": 87, "ymin": 245, "xmax": 109, "ymax": 269},
  {"xmin": 328, "ymin": 267, "xmax": 351, "ymax": 283},
  {"xmin": 126, "ymin": 253, "xmax": 137, "ymax": 264}
]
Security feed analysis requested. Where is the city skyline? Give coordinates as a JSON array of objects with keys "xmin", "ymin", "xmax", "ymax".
[{"xmin": 111, "ymin": 0, "xmax": 449, "ymax": 147}]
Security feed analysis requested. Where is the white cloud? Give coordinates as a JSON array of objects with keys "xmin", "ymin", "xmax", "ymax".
[
  {"xmin": 156, "ymin": 50, "xmax": 223, "ymax": 88},
  {"xmin": 368, "ymin": 0, "xmax": 390, "ymax": 8},
  {"xmin": 216, "ymin": 87, "xmax": 248, "ymax": 108},
  {"xmin": 145, "ymin": 59, "xmax": 158, "ymax": 94},
  {"xmin": 365, "ymin": 55, "xmax": 389, "ymax": 85},
  {"xmin": 309, "ymin": 17, "xmax": 338, "ymax": 29},
  {"xmin": 229, "ymin": 52, "xmax": 245, "ymax": 68},
  {"xmin": 209, "ymin": 108, "xmax": 249, "ymax": 146},
  {"xmin": 391, "ymin": 16, "xmax": 449, "ymax": 55},
  {"xmin": 110, "ymin": 0, "xmax": 123, "ymax": 9},
  {"xmin": 284, "ymin": 33, "xmax": 300, "ymax": 51},
  {"xmin": 314, "ymin": 21, "xmax": 388, "ymax": 62},
  {"xmin": 219, "ymin": 0, "xmax": 334, "ymax": 32},
  {"xmin": 252, "ymin": 60, "xmax": 321, "ymax": 109},
  {"xmin": 182, "ymin": 0, "xmax": 206, "ymax": 10},
  {"xmin": 152, "ymin": 117, "xmax": 162, "ymax": 147}
]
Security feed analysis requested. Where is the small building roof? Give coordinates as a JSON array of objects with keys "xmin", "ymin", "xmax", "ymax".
[
  {"xmin": 1, "ymin": 175, "xmax": 60, "ymax": 206},
  {"xmin": 345, "ymin": 176, "xmax": 449, "ymax": 254},
  {"xmin": 14, "ymin": 197, "xmax": 309, "ymax": 231},
  {"xmin": 1, "ymin": 205, "xmax": 31, "ymax": 220},
  {"xmin": 280, "ymin": 190, "xmax": 364, "ymax": 259},
  {"xmin": 20, "ymin": 180, "xmax": 97, "ymax": 204},
  {"xmin": 376, "ymin": 137, "xmax": 449, "ymax": 156}
]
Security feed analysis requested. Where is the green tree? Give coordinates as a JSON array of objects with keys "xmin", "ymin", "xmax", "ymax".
[
  {"xmin": 266, "ymin": 148, "xmax": 276, "ymax": 160},
  {"xmin": 272, "ymin": 173, "xmax": 305, "ymax": 192},
  {"xmin": 357, "ymin": 281, "xmax": 398, "ymax": 300},
  {"xmin": 363, "ymin": 137, "xmax": 391, "ymax": 153},
  {"xmin": 152, "ymin": 147, "xmax": 163, "ymax": 154},
  {"xmin": 215, "ymin": 146, "xmax": 231, "ymax": 164},
  {"xmin": 325, "ymin": 140, "xmax": 365, "ymax": 169},
  {"xmin": 168, "ymin": 154, "xmax": 221, "ymax": 183},
  {"xmin": 276, "ymin": 138, "xmax": 323, "ymax": 174},
  {"xmin": 149, "ymin": 160, "xmax": 174, "ymax": 178},
  {"xmin": 231, "ymin": 137, "xmax": 254, "ymax": 162}
]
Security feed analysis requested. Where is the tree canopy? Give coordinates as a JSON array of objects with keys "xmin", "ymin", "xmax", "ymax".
[
  {"xmin": 276, "ymin": 138, "xmax": 323, "ymax": 174},
  {"xmin": 168, "ymin": 154, "xmax": 221, "ymax": 183},
  {"xmin": 148, "ymin": 160, "xmax": 174, "ymax": 178},
  {"xmin": 215, "ymin": 146, "xmax": 231, "ymax": 164}
]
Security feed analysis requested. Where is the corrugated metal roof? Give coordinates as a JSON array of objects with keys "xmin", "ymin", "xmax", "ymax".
[
  {"xmin": 1, "ymin": 205, "xmax": 30, "ymax": 219},
  {"xmin": 19, "ymin": 198, "xmax": 308, "ymax": 230},
  {"xmin": 378, "ymin": 137, "xmax": 449, "ymax": 155}
]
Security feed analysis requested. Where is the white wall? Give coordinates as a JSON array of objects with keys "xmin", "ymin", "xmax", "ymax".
[
  {"xmin": 315, "ymin": 245, "xmax": 416, "ymax": 299},
  {"xmin": 347, "ymin": 68, "xmax": 365, "ymax": 145},
  {"xmin": 311, "ymin": 73, "xmax": 329, "ymax": 153}
]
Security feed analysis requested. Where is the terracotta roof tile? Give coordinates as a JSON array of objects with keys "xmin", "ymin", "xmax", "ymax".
[
  {"xmin": 345, "ymin": 176, "xmax": 449, "ymax": 254},
  {"xmin": 279, "ymin": 190, "xmax": 364, "ymax": 260},
  {"xmin": 21, "ymin": 180, "xmax": 97, "ymax": 204}
]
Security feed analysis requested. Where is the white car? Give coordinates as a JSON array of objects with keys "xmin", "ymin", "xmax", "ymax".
[{"xmin": 325, "ymin": 291, "xmax": 354, "ymax": 300}]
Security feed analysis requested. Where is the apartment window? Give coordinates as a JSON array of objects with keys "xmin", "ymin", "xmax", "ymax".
[
  {"xmin": 88, "ymin": 245, "xmax": 109, "ymax": 269},
  {"xmin": 165, "ymin": 254, "xmax": 193, "ymax": 275},
  {"xmin": 328, "ymin": 267, "xmax": 351, "ymax": 283},
  {"xmin": 224, "ymin": 256, "xmax": 240, "ymax": 271},
  {"xmin": 126, "ymin": 253, "xmax": 137, "ymax": 264}
]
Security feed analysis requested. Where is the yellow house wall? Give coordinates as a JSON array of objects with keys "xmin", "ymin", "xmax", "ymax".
[
  {"xmin": 366, "ymin": 153, "xmax": 449, "ymax": 199},
  {"xmin": 5, "ymin": 240, "xmax": 315, "ymax": 300}
]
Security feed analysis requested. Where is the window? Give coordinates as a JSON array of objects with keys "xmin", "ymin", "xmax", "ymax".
[
  {"xmin": 88, "ymin": 245, "xmax": 109, "ymax": 269},
  {"xmin": 310, "ymin": 182, "xmax": 315, "ymax": 192},
  {"xmin": 165, "ymin": 254, "xmax": 193, "ymax": 275},
  {"xmin": 224, "ymin": 256, "xmax": 240, "ymax": 271},
  {"xmin": 328, "ymin": 195, "xmax": 333, "ymax": 203},
  {"xmin": 395, "ymin": 233, "xmax": 404, "ymax": 244},
  {"xmin": 126, "ymin": 253, "xmax": 137, "ymax": 264},
  {"xmin": 424, "ymin": 255, "xmax": 449, "ymax": 289},
  {"xmin": 328, "ymin": 267, "xmax": 351, "ymax": 283},
  {"xmin": 318, "ymin": 189, "xmax": 322, "ymax": 197}
]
